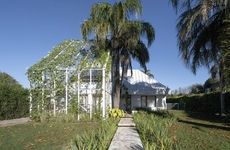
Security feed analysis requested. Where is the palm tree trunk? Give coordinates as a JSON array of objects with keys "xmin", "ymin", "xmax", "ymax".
[{"xmin": 111, "ymin": 49, "xmax": 120, "ymax": 108}]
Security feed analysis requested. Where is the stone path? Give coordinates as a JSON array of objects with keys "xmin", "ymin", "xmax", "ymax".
[
  {"xmin": 108, "ymin": 116, "xmax": 144, "ymax": 150},
  {"xmin": 0, "ymin": 117, "xmax": 31, "ymax": 127}
]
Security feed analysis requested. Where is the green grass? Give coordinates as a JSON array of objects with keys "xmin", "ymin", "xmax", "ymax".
[
  {"xmin": 134, "ymin": 110, "xmax": 230, "ymax": 150},
  {"xmin": 169, "ymin": 110, "xmax": 230, "ymax": 150},
  {"xmin": 0, "ymin": 121, "xmax": 97, "ymax": 150},
  {"xmin": 133, "ymin": 111, "xmax": 177, "ymax": 150}
]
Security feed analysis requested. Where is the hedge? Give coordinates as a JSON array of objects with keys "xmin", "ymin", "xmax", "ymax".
[
  {"xmin": 0, "ymin": 72, "xmax": 29, "ymax": 120},
  {"xmin": 167, "ymin": 92, "xmax": 230, "ymax": 114}
]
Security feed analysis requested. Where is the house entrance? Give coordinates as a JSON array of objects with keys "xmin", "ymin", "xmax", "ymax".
[{"xmin": 124, "ymin": 96, "xmax": 131, "ymax": 112}]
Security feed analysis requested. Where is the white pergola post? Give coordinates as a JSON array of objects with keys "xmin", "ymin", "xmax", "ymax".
[
  {"xmin": 77, "ymin": 72, "xmax": 80, "ymax": 121},
  {"xmin": 109, "ymin": 72, "xmax": 112, "ymax": 109},
  {"xmin": 65, "ymin": 68, "xmax": 68, "ymax": 114},
  {"xmin": 41, "ymin": 71, "xmax": 45, "ymax": 111},
  {"xmin": 102, "ymin": 68, "xmax": 106, "ymax": 118},
  {"xmin": 29, "ymin": 87, "xmax": 32, "ymax": 117},
  {"xmin": 89, "ymin": 69, "xmax": 92, "ymax": 120},
  {"xmin": 53, "ymin": 79, "xmax": 56, "ymax": 116}
]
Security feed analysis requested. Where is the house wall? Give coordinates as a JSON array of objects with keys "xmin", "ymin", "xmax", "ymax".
[{"xmin": 128, "ymin": 95, "xmax": 166, "ymax": 110}]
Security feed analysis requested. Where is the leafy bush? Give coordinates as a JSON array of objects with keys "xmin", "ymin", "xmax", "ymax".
[
  {"xmin": 109, "ymin": 108, "xmax": 125, "ymax": 118},
  {"xmin": 134, "ymin": 107, "xmax": 152, "ymax": 112},
  {"xmin": 152, "ymin": 110, "xmax": 175, "ymax": 118},
  {"xmin": 167, "ymin": 92, "xmax": 230, "ymax": 114},
  {"xmin": 68, "ymin": 119, "xmax": 118, "ymax": 149},
  {"xmin": 134, "ymin": 111, "xmax": 177, "ymax": 150},
  {"xmin": 0, "ymin": 72, "xmax": 29, "ymax": 120}
]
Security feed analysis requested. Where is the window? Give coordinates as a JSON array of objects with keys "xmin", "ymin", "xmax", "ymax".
[{"xmin": 141, "ymin": 96, "xmax": 147, "ymax": 108}]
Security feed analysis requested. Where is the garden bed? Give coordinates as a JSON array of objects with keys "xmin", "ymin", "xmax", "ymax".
[
  {"xmin": 133, "ymin": 110, "xmax": 230, "ymax": 150},
  {"xmin": 0, "ymin": 119, "xmax": 118, "ymax": 150}
]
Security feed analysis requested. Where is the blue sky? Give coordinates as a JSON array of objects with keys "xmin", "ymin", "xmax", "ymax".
[{"xmin": 0, "ymin": 0, "xmax": 209, "ymax": 90}]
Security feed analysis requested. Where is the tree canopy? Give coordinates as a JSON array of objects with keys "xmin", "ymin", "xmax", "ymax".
[{"xmin": 170, "ymin": 0, "xmax": 230, "ymax": 114}]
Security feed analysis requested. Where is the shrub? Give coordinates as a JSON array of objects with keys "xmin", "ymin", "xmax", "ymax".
[
  {"xmin": 0, "ymin": 72, "xmax": 29, "ymax": 120},
  {"xmin": 135, "ymin": 107, "xmax": 152, "ymax": 112},
  {"xmin": 133, "ymin": 111, "xmax": 177, "ymax": 150},
  {"xmin": 167, "ymin": 92, "xmax": 230, "ymax": 114},
  {"xmin": 152, "ymin": 110, "xmax": 175, "ymax": 118},
  {"xmin": 69, "ymin": 119, "xmax": 118, "ymax": 149},
  {"xmin": 108, "ymin": 108, "xmax": 125, "ymax": 118}
]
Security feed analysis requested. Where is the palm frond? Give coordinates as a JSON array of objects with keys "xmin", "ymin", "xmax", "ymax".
[
  {"xmin": 81, "ymin": 20, "xmax": 94, "ymax": 41},
  {"xmin": 90, "ymin": 2, "xmax": 112, "ymax": 23},
  {"xmin": 141, "ymin": 22, "xmax": 155, "ymax": 47},
  {"xmin": 81, "ymin": 2, "xmax": 112, "ymax": 41},
  {"xmin": 111, "ymin": 2, "xmax": 125, "ymax": 30},
  {"xmin": 130, "ymin": 41, "xmax": 150, "ymax": 70},
  {"xmin": 175, "ymin": 1, "xmax": 226, "ymax": 73},
  {"xmin": 123, "ymin": 0, "xmax": 142, "ymax": 17},
  {"xmin": 170, "ymin": 0, "xmax": 179, "ymax": 11},
  {"xmin": 118, "ymin": 20, "xmax": 154, "ymax": 48}
]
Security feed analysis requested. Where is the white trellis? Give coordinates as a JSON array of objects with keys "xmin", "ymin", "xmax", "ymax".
[
  {"xmin": 29, "ymin": 67, "xmax": 111, "ymax": 120},
  {"xmin": 76, "ymin": 68, "xmax": 110, "ymax": 119},
  {"xmin": 27, "ymin": 40, "xmax": 112, "ymax": 120}
]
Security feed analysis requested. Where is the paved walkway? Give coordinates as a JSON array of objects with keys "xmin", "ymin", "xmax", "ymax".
[
  {"xmin": 0, "ymin": 117, "xmax": 31, "ymax": 127},
  {"xmin": 109, "ymin": 116, "xmax": 144, "ymax": 150}
]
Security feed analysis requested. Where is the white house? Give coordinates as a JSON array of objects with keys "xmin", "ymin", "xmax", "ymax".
[
  {"xmin": 121, "ymin": 69, "xmax": 168, "ymax": 111},
  {"xmin": 28, "ymin": 40, "xmax": 169, "ymax": 121},
  {"xmin": 76, "ymin": 69, "xmax": 168, "ymax": 115}
]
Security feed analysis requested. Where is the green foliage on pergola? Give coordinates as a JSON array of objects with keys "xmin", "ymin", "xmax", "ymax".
[{"xmin": 27, "ymin": 39, "xmax": 111, "ymax": 117}]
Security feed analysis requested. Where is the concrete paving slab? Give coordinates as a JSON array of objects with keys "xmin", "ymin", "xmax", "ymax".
[
  {"xmin": 0, "ymin": 117, "xmax": 31, "ymax": 127},
  {"xmin": 118, "ymin": 118, "xmax": 135, "ymax": 127},
  {"xmin": 109, "ymin": 117, "xmax": 144, "ymax": 150},
  {"xmin": 125, "ymin": 113, "xmax": 133, "ymax": 118}
]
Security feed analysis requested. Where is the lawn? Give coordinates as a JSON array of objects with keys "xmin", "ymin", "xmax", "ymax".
[
  {"xmin": 169, "ymin": 110, "xmax": 230, "ymax": 150},
  {"xmin": 134, "ymin": 110, "xmax": 230, "ymax": 150},
  {"xmin": 0, "ymin": 121, "xmax": 97, "ymax": 150}
]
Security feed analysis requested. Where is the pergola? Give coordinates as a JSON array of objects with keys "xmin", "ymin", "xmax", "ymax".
[{"xmin": 27, "ymin": 40, "xmax": 111, "ymax": 120}]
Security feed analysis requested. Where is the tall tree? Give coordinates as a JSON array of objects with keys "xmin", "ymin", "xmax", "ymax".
[
  {"xmin": 170, "ymin": 0, "xmax": 230, "ymax": 115},
  {"xmin": 81, "ymin": 0, "xmax": 155, "ymax": 108}
]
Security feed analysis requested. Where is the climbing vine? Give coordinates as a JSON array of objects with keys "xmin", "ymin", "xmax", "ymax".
[{"xmin": 27, "ymin": 40, "xmax": 111, "ymax": 118}]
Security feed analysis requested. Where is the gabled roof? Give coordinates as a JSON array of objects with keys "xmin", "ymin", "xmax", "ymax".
[{"xmin": 123, "ymin": 69, "xmax": 168, "ymax": 95}]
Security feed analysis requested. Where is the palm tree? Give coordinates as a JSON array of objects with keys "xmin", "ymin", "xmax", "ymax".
[
  {"xmin": 170, "ymin": 0, "xmax": 230, "ymax": 115},
  {"xmin": 81, "ymin": 0, "xmax": 155, "ymax": 108}
]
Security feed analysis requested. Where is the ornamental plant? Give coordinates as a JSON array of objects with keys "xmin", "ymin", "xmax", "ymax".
[
  {"xmin": 109, "ymin": 108, "xmax": 125, "ymax": 118},
  {"xmin": 133, "ymin": 111, "xmax": 177, "ymax": 150},
  {"xmin": 69, "ymin": 119, "xmax": 117, "ymax": 149}
]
